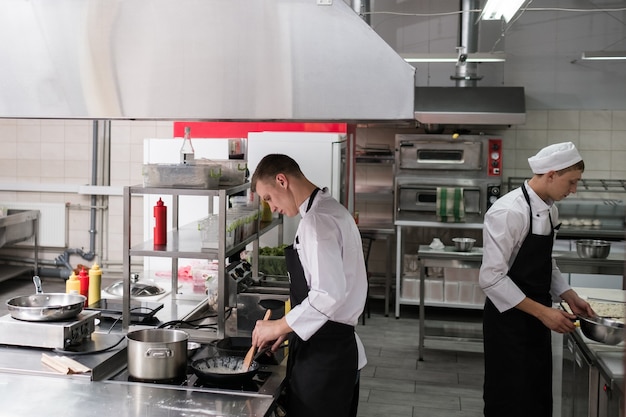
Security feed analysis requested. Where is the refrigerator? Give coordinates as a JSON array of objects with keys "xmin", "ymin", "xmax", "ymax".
[{"xmin": 247, "ymin": 131, "xmax": 348, "ymax": 246}]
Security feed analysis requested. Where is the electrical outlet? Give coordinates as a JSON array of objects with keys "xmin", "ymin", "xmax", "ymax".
[{"xmin": 317, "ymin": 0, "xmax": 332, "ymax": 5}]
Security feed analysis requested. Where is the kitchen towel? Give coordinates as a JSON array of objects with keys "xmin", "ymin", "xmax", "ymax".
[{"xmin": 436, "ymin": 187, "xmax": 465, "ymax": 222}]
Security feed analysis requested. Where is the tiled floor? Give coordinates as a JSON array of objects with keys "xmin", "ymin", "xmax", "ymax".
[
  {"xmin": 0, "ymin": 274, "xmax": 486, "ymax": 417},
  {"xmin": 356, "ymin": 301, "xmax": 485, "ymax": 417}
]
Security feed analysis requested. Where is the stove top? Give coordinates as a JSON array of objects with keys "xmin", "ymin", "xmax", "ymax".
[
  {"xmin": 0, "ymin": 310, "xmax": 101, "ymax": 349},
  {"xmin": 109, "ymin": 343, "xmax": 285, "ymax": 397}
]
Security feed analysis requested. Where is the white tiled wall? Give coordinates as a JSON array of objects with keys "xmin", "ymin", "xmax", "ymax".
[{"xmin": 0, "ymin": 110, "xmax": 624, "ymax": 271}]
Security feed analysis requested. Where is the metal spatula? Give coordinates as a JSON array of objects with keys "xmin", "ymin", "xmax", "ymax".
[{"xmin": 242, "ymin": 309, "xmax": 272, "ymax": 371}]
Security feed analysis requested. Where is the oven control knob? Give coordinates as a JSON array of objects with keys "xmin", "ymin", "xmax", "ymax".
[{"xmin": 490, "ymin": 187, "xmax": 500, "ymax": 196}]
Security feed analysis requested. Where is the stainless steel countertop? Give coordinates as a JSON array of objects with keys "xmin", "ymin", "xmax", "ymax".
[
  {"xmin": 0, "ymin": 290, "xmax": 286, "ymax": 417},
  {"xmin": 417, "ymin": 245, "xmax": 624, "ymax": 275},
  {"xmin": 0, "ymin": 372, "xmax": 276, "ymax": 417}
]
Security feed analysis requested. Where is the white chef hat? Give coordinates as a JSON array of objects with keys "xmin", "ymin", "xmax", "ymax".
[{"xmin": 528, "ymin": 142, "xmax": 582, "ymax": 174}]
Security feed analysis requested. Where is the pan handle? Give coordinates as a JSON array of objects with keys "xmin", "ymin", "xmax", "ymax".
[
  {"xmin": 33, "ymin": 276, "xmax": 43, "ymax": 294},
  {"xmin": 145, "ymin": 348, "xmax": 173, "ymax": 358}
]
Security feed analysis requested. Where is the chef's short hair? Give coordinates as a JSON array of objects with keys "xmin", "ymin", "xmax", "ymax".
[
  {"xmin": 251, "ymin": 154, "xmax": 304, "ymax": 192},
  {"xmin": 556, "ymin": 159, "xmax": 585, "ymax": 175}
]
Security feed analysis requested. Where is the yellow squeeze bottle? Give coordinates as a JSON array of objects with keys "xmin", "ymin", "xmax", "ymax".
[
  {"xmin": 88, "ymin": 263, "xmax": 102, "ymax": 306},
  {"xmin": 66, "ymin": 271, "xmax": 81, "ymax": 295}
]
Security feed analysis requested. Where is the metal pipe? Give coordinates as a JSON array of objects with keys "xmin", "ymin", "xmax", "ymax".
[
  {"xmin": 453, "ymin": 0, "xmax": 482, "ymax": 87},
  {"xmin": 89, "ymin": 120, "xmax": 98, "ymax": 258}
]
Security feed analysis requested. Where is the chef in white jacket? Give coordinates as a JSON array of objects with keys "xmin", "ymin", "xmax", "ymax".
[
  {"xmin": 249, "ymin": 154, "xmax": 367, "ymax": 417},
  {"xmin": 480, "ymin": 142, "xmax": 594, "ymax": 417}
]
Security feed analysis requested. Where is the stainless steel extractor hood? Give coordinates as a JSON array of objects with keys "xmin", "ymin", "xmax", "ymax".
[
  {"xmin": 411, "ymin": 0, "xmax": 526, "ymax": 126},
  {"xmin": 413, "ymin": 86, "xmax": 526, "ymax": 126},
  {"xmin": 0, "ymin": 0, "xmax": 415, "ymax": 122}
]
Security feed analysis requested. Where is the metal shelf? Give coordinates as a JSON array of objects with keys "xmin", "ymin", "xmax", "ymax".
[
  {"xmin": 122, "ymin": 184, "xmax": 282, "ymax": 336},
  {"xmin": 398, "ymin": 297, "xmax": 483, "ymax": 310},
  {"xmin": 508, "ymin": 177, "xmax": 626, "ymax": 193}
]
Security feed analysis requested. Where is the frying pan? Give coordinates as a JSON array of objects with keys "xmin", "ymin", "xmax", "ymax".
[
  {"xmin": 191, "ymin": 355, "xmax": 261, "ymax": 385},
  {"xmin": 5, "ymin": 276, "xmax": 86, "ymax": 322}
]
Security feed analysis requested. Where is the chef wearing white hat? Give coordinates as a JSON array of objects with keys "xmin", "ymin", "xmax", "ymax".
[{"xmin": 479, "ymin": 142, "xmax": 594, "ymax": 417}]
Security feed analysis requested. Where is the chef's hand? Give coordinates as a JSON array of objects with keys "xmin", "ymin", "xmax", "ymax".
[
  {"xmin": 560, "ymin": 289, "xmax": 595, "ymax": 317},
  {"xmin": 251, "ymin": 316, "xmax": 292, "ymax": 350},
  {"xmin": 517, "ymin": 297, "xmax": 576, "ymax": 333}
]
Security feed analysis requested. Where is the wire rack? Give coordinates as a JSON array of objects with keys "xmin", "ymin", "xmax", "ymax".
[{"xmin": 507, "ymin": 177, "xmax": 626, "ymax": 194}]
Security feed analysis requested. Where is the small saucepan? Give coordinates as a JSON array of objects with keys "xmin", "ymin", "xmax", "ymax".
[
  {"xmin": 191, "ymin": 355, "xmax": 260, "ymax": 385},
  {"xmin": 6, "ymin": 276, "xmax": 86, "ymax": 322}
]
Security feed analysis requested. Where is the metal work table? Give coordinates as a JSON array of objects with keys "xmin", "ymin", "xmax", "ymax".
[
  {"xmin": 0, "ymin": 289, "xmax": 286, "ymax": 417},
  {"xmin": 413, "ymin": 246, "xmax": 625, "ymax": 360},
  {"xmin": 359, "ymin": 221, "xmax": 395, "ymax": 317},
  {"xmin": 414, "ymin": 245, "xmax": 483, "ymax": 360},
  {"xmin": 0, "ymin": 372, "xmax": 277, "ymax": 417}
]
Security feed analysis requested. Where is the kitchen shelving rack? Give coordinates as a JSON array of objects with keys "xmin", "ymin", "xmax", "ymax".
[{"xmin": 121, "ymin": 183, "xmax": 282, "ymax": 337}]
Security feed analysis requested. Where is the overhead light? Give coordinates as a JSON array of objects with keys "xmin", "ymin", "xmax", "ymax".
[
  {"xmin": 480, "ymin": 0, "xmax": 525, "ymax": 22},
  {"xmin": 401, "ymin": 53, "xmax": 506, "ymax": 63},
  {"xmin": 581, "ymin": 51, "xmax": 626, "ymax": 61}
]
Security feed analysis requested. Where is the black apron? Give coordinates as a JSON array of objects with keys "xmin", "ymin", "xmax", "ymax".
[
  {"xmin": 483, "ymin": 184, "xmax": 555, "ymax": 417},
  {"xmin": 284, "ymin": 188, "xmax": 359, "ymax": 417}
]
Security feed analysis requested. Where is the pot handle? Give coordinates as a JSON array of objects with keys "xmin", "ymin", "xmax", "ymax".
[
  {"xmin": 33, "ymin": 275, "xmax": 43, "ymax": 294},
  {"xmin": 145, "ymin": 348, "xmax": 173, "ymax": 358}
]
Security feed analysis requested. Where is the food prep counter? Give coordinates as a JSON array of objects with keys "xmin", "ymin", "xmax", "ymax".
[
  {"xmin": 411, "ymin": 246, "xmax": 625, "ymax": 360},
  {"xmin": 0, "ymin": 372, "xmax": 277, "ymax": 417},
  {"xmin": 0, "ymin": 289, "xmax": 287, "ymax": 417},
  {"xmin": 562, "ymin": 288, "xmax": 625, "ymax": 417}
]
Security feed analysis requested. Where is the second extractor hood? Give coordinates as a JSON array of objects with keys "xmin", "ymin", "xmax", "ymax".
[{"xmin": 414, "ymin": 86, "xmax": 526, "ymax": 126}]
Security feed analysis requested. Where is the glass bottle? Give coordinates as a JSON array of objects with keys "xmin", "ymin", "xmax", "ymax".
[{"xmin": 180, "ymin": 126, "xmax": 195, "ymax": 164}]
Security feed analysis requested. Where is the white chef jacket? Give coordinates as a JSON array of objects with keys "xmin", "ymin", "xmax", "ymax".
[
  {"xmin": 479, "ymin": 181, "xmax": 571, "ymax": 313},
  {"xmin": 285, "ymin": 188, "xmax": 368, "ymax": 369}
]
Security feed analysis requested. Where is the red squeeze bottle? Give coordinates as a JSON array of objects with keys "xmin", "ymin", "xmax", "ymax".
[
  {"xmin": 154, "ymin": 198, "xmax": 167, "ymax": 246},
  {"xmin": 78, "ymin": 267, "xmax": 89, "ymax": 306}
]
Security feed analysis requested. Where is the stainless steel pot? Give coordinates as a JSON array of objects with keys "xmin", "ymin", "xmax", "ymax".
[
  {"xmin": 126, "ymin": 329, "xmax": 189, "ymax": 380},
  {"xmin": 6, "ymin": 276, "xmax": 86, "ymax": 321}
]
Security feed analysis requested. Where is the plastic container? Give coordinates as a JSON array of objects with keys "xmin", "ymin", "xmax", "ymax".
[
  {"xmin": 143, "ymin": 163, "xmax": 221, "ymax": 189},
  {"xmin": 78, "ymin": 267, "xmax": 89, "ymax": 306},
  {"xmin": 88, "ymin": 263, "xmax": 102, "ymax": 306},
  {"xmin": 258, "ymin": 255, "xmax": 288, "ymax": 276},
  {"xmin": 66, "ymin": 271, "xmax": 81, "ymax": 295},
  {"xmin": 154, "ymin": 198, "xmax": 167, "ymax": 246},
  {"xmin": 198, "ymin": 159, "xmax": 247, "ymax": 186}
]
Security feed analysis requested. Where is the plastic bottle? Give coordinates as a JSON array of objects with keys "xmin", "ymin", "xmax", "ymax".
[
  {"xmin": 180, "ymin": 126, "xmax": 195, "ymax": 164},
  {"xmin": 88, "ymin": 263, "xmax": 102, "ymax": 306},
  {"xmin": 154, "ymin": 198, "xmax": 167, "ymax": 246},
  {"xmin": 66, "ymin": 271, "xmax": 81, "ymax": 295},
  {"xmin": 78, "ymin": 267, "xmax": 89, "ymax": 306}
]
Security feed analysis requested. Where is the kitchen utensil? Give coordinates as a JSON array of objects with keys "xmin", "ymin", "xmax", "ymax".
[
  {"xmin": 187, "ymin": 341, "xmax": 202, "ymax": 358},
  {"xmin": 452, "ymin": 237, "xmax": 476, "ymax": 252},
  {"xmin": 577, "ymin": 314, "xmax": 624, "ymax": 345},
  {"xmin": 575, "ymin": 239, "xmax": 611, "ymax": 259},
  {"xmin": 242, "ymin": 309, "xmax": 271, "ymax": 371},
  {"xmin": 191, "ymin": 355, "xmax": 260, "ymax": 385},
  {"xmin": 6, "ymin": 276, "xmax": 86, "ymax": 322},
  {"xmin": 258, "ymin": 298, "xmax": 285, "ymax": 312},
  {"xmin": 126, "ymin": 329, "xmax": 189, "ymax": 380}
]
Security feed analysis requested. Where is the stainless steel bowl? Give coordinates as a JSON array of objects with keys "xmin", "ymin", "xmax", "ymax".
[
  {"xmin": 452, "ymin": 237, "xmax": 476, "ymax": 252},
  {"xmin": 578, "ymin": 315, "xmax": 624, "ymax": 345},
  {"xmin": 576, "ymin": 239, "xmax": 611, "ymax": 259}
]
